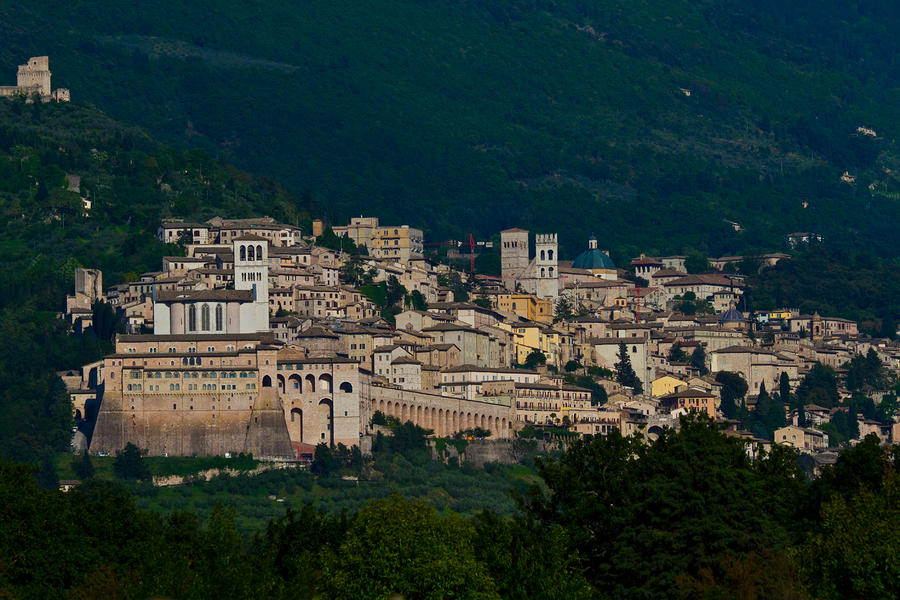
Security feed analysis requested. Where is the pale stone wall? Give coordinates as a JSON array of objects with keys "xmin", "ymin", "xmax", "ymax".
[{"xmin": 90, "ymin": 336, "xmax": 293, "ymax": 458}]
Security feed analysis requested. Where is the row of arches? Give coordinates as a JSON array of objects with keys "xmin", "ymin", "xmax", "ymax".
[
  {"xmin": 239, "ymin": 244, "xmax": 265, "ymax": 262},
  {"xmin": 375, "ymin": 399, "xmax": 509, "ymax": 438},
  {"xmin": 275, "ymin": 373, "xmax": 353, "ymax": 395}
]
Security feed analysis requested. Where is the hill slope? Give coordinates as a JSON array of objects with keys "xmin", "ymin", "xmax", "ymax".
[
  {"xmin": 1, "ymin": 1, "xmax": 900, "ymax": 259},
  {"xmin": 0, "ymin": 99, "xmax": 312, "ymax": 462}
]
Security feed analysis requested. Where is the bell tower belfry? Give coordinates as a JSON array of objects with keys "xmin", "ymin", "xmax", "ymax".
[
  {"xmin": 233, "ymin": 235, "xmax": 270, "ymax": 331},
  {"xmin": 535, "ymin": 233, "xmax": 559, "ymax": 299}
]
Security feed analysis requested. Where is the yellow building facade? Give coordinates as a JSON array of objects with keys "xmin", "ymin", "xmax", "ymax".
[
  {"xmin": 497, "ymin": 293, "xmax": 553, "ymax": 324},
  {"xmin": 370, "ymin": 225, "xmax": 424, "ymax": 263},
  {"xmin": 651, "ymin": 375, "xmax": 687, "ymax": 398}
]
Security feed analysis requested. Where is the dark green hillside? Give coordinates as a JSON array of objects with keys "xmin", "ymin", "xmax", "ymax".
[
  {"xmin": 1, "ymin": 1, "xmax": 899, "ymax": 257},
  {"xmin": 0, "ymin": 99, "xmax": 311, "ymax": 463}
]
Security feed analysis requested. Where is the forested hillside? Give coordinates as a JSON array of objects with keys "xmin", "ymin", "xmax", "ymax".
[
  {"xmin": 4, "ymin": 421, "xmax": 900, "ymax": 599},
  {"xmin": 0, "ymin": 99, "xmax": 312, "ymax": 463},
  {"xmin": 2, "ymin": 1, "xmax": 899, "ymax": 258}
]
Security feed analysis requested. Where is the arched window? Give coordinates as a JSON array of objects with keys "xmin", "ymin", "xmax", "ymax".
[
  {"xmin": 257, "ymin": 245, "xmax": 263, "ymax": 261},
  {"xmin": 201, "ymin": 304, "xmax": 210, "ymax": 331},
  {"xmin": 240, "ymin": 245, "xmax": 246, "ymax": 261},
  {"xmin": 339, "ymin": 382, "xmax": 353, "ymax": 393},
  {"xmin": 248, "ymin": 245, "xmax": 255, "ymax": 261},
  {"xmin": 540, "ymin": 249, "xmax": 546, "ymax": 260},
  {"xmin": 188, "ymin": 304, "xmax": 197, "ymax": 331},
  {"xmin": 541, "ymin": 267, "xmax": 546, "ymax": 277},
  {"xmin": 262, "ymin": 375, "xmax": 272, "ymax": 387},
  {"xmin": 549, "ymin": 267, "xmax": 555, "ymax": 277},
  {"xmin": 215, "ymin": 305, "xmax": 223, "ymax": 330},
  {"xmin": 548, "ymin": 249, "xmax": 554, "ymax": 260}
]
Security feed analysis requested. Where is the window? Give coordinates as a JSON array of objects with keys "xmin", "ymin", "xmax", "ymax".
[
  {"xmin": 248, "ymin": 245, "xmax": 255, "ymax": 261},
  {"xmin": 188, "ymin": 304, "xmax": 197, "ymax": 331},
  {"xmin": 257, "ymin": 245, "xmax": 263, "ymax": 260},
  {"xmin": 240, "ymin": 246, "xmax": 246, "ymax": 261},
  {"xmin": 201, "ymin": 304, "xmax": 210, "ymax": 331},
  {"xmin": 215, "ymin": 305, "xmax": 223, "ymax": 330}
]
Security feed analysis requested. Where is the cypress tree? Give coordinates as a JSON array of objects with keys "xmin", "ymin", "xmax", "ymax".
[{"xmin": 615, "ymin": 343, "xmax": 643, "ymax": 394}]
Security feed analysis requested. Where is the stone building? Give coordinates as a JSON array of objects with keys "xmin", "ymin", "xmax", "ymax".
[
  {"xmin": 153, "ymin": 237, "xmax": 270, "ymax": 335},
  {"xmin": 0, "ymin": 57, "xmax": 69, "ymax": 102},
  {"xmin": 499, "ymin": 228, "xmax": 559, "ymax": 300},
  {"xmin": 89, "ymin": 333, "xmax": 294, "ymax": 458}
]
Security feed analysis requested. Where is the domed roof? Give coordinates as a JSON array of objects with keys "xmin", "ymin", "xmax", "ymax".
[
  {"xmin": 719, "ymin": 307, "xmax": 745, "ymax": 323},
  {"xmin": 573, "ymin": 248, "xmax": 616, "ymax": 271}
]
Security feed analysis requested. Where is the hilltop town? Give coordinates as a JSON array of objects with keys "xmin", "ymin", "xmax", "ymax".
[
  {"xmin": 62, "ymin": 214, "xmax": 900, "ymax": 466},
  {"xmin": 1, "ymin": 28, "xmax": 899, "ymax": 595}
]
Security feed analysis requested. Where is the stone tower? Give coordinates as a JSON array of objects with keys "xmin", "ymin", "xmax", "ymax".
[
  {"xmin": 233, "ymin": 235, "xmax": 270, "ymax": 331},
  {"xmin": 535, "ymin": 233, "xmax": 559, "ymax": 299},
  {"xmin": 17, "ymin": 56, "xmax": 51, "ymax": 97},
  {"xmin": 501, "ymin": 228, "xmax": 530, "ymax": 291}
]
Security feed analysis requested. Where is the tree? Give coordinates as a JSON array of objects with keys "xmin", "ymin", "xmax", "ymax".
[
  {"xmin": 614, "ymin": 343, "xmax": 643, "ymax": 394},
  {"xmin": 324, "ymin": 496, "xmax": 499, "ymax": 599},
  {"xmin": 796, "ymin": 363, "xmax": 839, "ymax": 408},
  {"xmin": 113, "ymin": 442, "xmax": 149, "ymax": 480},
  {"xmin": 800, "ymin": 473, "xmax": 900, "ymax": 599},
  {"xmin": 524, "ymin": 350, "xmax": 547, "ymax": 369},
  {"xmin": 750, "ymin": 381, "xmax": 773, "ymax": 439},
  {"xmin": 437, "ymin": 271, "xmax": 469, "ymax": 302},
  {"xmin": 36, "ymin": 454, "xmax": 59, "ymax": 489},
  {"xmin": 779, "ymin": 372, "xmax": 792, "ymax": 409},
  {"xmin": 524, "ymin": 416, "xmax": 803, "ymax": 598},
  {"xmin": 91, "ymin": 301, "xmax": 121, "ymax": 342},
  {"xmin": 716, "ymin": 371, "xmax": 748, "ymax": 421},
  {"xmin": 564, "ymin": 360, "xmax": 582, "ymax": 372},
  {"xmin": 339, "ymin": 254, "xmax": 366, "ymax": 286},
  {"xmin": 668, "ymin": 343, "xmax": 689, "ymax": 363},
  {"xmin": 72, "ymin": 450, "xmax": 95, "ymax": 479},
  {"xmin": 750, "ymin": 382, "xmax": 784, "ymax": 440},
  {"xmin": 685, "ymin": 252, "xmax": 710, "ymax": 274},
  {"xmin": 311, "ymin": 443, "xmax": 338, "ymax": 476},
  {"xmin": 554, "ymin": 297, "xmax": 574, "ymax": 323},
  {"xmin": 472, "ymin": 511, "xmax": 592, "ymax": 600},
  {"xmin": 385, "ymin": 275, "xmax": 406, "ymax": 307},
  {"xmin": 404, "ymin": 289, "xmax": 427, "ymax": 311},
  {"xmin": 691, "ymin": 345, "xmax": 708, "ymax": 375}
]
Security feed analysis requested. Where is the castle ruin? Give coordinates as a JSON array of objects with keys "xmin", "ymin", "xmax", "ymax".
[{"xmin": 0, "ymin": 56, "xmax": 70, "ymax": 102}]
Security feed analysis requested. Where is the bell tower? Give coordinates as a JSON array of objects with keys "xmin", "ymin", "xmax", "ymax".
[
  {"xmin": 501, "ymin": 228, "xmax": 530, "ymax": 291},
  {"xmin": 233, "ymin": 235, "xmax": 270, "ymax": 331},
  {"xmin": 535, "ymin": 233, "xmax": 558, "ymax": 299}
]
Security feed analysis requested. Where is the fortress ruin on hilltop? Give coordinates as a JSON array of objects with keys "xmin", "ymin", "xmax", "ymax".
[{"xmin": 0, "ymin": 56, "xmax": 70, "ymax": 102}]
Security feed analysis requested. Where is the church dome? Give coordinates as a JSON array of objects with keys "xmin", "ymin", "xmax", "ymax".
[
  {"xmin": 718, "ymin": 307, "xmax": 745, "ymax": 324},
  {"xmin": 573, "ymin": 236, "xmax": 616, "ymax": 271}
]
